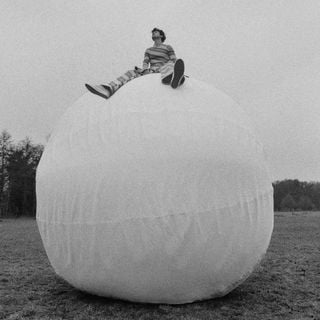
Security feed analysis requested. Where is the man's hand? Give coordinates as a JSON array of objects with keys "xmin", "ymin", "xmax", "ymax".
[{"xmin": 135, "ymin": 67, "xmax": 150, "ymax": 75}]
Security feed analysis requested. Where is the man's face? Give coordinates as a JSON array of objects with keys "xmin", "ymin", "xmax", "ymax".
[{"xmin": 152, "ymin": 31, "xmax": 161, "ymax": 41}]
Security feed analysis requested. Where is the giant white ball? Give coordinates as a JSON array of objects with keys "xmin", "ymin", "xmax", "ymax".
[{"xmin": 36, "ymin": 74, "xmax": 273, "ymax": 304}]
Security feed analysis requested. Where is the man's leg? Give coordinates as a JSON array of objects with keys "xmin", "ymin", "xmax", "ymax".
[
  {"xmin": 170, "ymin": 59, "xmax": 185, "ymax": 89},
  {"xmin": 160, "ymin": 59, "xmax": 185, "ymax": 88},
  {"xmin": 160, "ymin": 61, "xmax": 174, "ymax": 85},
  {"xmin": 85, "ymin": 69, "xmax": 140, "ymax": 100}
]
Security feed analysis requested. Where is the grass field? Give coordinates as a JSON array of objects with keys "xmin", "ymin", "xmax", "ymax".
[{"xmin": 1, "ymin": 212, "xmax": 319, "ymax": 320}]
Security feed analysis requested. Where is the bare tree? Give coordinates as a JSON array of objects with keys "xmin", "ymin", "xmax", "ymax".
[{"xmin": 0, "ymin": 130, "xmax": 13, "ymax": 217}]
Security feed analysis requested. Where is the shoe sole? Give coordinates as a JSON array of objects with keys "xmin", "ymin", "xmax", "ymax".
[
  {"xmin": 171, "ymin": 59, "xmax": 185, "ymax": 89},
  {"xmin": 85, "ymin": 84, "xmax": 110, "ymax": 100}
]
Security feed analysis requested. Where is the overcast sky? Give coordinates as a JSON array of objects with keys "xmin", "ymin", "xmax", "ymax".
[{"xmin": 1, "ymin": 0, "xmax": 320, "ymax": 182}]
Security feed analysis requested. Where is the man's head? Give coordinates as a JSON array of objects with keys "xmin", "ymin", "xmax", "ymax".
[{"xmin": 151, "ymin": 28, "xmax": 166, "ymax": 43}]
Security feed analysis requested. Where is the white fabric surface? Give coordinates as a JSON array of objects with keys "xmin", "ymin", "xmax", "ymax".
[{"xmin": 36, "ymin": 74, "xmax": 274, "ymax": 304}]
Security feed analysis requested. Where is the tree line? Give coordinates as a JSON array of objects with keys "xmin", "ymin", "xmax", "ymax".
[
  {"xmin": 0, "ymin": 129, "xmax": 319, "ymax": 217},
  {"xmin": 0, "ymin": 130, "xmax": 43, "ymax": 217},
  {"xmin": 273, "ymin": 179, "xmax": 320, "ymax": 211}
]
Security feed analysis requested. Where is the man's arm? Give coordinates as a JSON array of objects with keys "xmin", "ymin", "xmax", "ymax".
[
  {"xmin": 142, "ymin": 50, "xmax": 150, "ymax": 70},
  {"xmin": 167, "ymin": 45, "xmax": 177, "ymax": 63}
]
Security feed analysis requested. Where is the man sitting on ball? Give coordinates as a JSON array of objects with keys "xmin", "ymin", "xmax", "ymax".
[{"xmin": 85, "ymin": 28, "xmax": 186, "ymax": 100}]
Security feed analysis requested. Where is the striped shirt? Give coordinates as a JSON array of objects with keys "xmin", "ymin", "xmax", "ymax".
[{"xmin": 142, "ymin": 44, "xmax": 177, "ymax": 71}]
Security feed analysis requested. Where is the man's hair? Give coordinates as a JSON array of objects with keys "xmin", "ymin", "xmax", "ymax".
[{"xmin": 152, "ymin": 28, "xmax": 166, "ymax": 43}]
